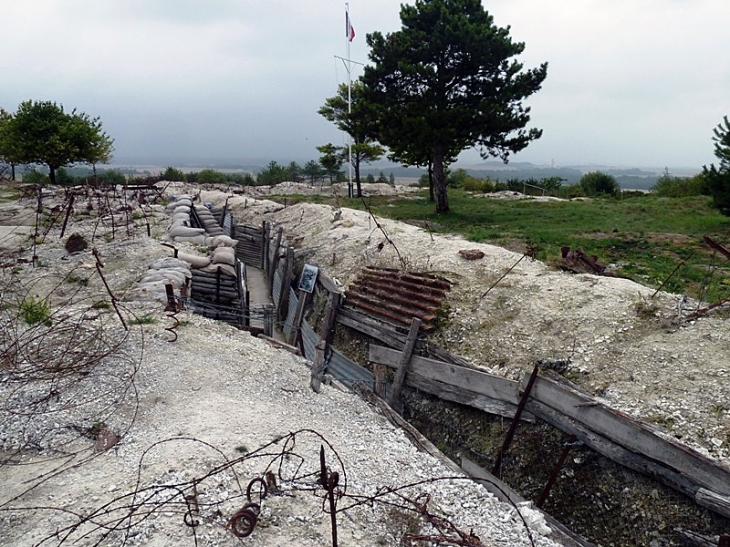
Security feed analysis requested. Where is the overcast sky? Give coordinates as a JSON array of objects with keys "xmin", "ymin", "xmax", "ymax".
[{"xmin": 2, "ymin": 1, "xmax": 728, "ymax": 171}]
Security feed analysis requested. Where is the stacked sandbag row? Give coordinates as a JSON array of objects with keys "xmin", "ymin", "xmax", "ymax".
[
  {"xmin": 193, "ymin": 204, "xmax": 225, "ymax": 236},
  {"xmin": 126, "ymin": 257, "xmax": 192, "ymax": 303},
  {"xmin": 190, "ymin": 236, "xmax": 242, "ymax": 310},
  {"xmin": 165, "ymin": 195, "xmax": 208, "ymax": 245}
]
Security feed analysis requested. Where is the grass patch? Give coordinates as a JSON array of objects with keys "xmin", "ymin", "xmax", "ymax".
[
  {"xmin": 129, "ymin": 314, "xmax": 156, "ymax": 325},
  {"xmin": 343, "ymin": 191, "xmax": 730, "ymax": 303},
  {"xmin": 20, "ymin": 296, "xmax": 52, "ymax": 326}
]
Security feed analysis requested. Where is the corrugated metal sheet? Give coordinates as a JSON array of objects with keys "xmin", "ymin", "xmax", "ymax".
[
  {"xmin": 234, "ymin": 225, "xmax": 263, "ymax": 267},
  {"xmin": 283, "ymin": 287, "xmax": 299, "ymax": 339},
  {"xmin": 344, "ymin": 266, "xmax": 452, "ymax": 331}
]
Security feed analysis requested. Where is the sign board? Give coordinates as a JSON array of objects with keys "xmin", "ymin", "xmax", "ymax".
[{"xmin": 298, "ymin": 264, "xmax": 319, "ymax": 293}]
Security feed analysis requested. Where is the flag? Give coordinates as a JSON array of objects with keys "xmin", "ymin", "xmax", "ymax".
[{"xmin": 346, "ymin": 12, "xmax": 355, "ymax": 42}]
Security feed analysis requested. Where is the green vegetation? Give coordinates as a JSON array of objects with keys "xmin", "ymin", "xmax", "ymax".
[
  {"xmin": 274, "ymin": 189, "xmax": 730, "ymax": 303},
  {"xmin": 362, "ymin": 0, "xmax": 547, "ymax": 213},
  {"xmin": 580, "ymin": 171, "xmax": 621, "ymax": 197},
  {"xmin": 20, "ymin": 296, "xmax": 52, "ymax": 326},
  {"xmin": 651, "ymin": 168, "xmax": 708, "ymax": 198},
  {"xmin": 0, "ymin": 100, "xmax": 113, "ymax": 184},
  {"xmin": 703, "ymin": 115, "xmax": 730, "ymax": 216},
  {"xmin": 318, "ymin": 81, "xmax": 385, "ymax": 197},
  {"xmin": 129, "ymin": 314, "xmax": 156, "ymax": 325}
]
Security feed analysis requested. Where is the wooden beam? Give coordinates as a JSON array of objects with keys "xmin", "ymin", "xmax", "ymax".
[
  {"xmin": 287, "ymin": 289, "xmax": 309, "ymax": 346},
  {"xmin": 277, "ymin": 246, "xmax": 295, "ymax": 323},
  {"xmin": 387, "ymin": 317, "xmax": 421, "ymax": 409}
]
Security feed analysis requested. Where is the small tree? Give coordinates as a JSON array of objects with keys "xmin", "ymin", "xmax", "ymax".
[
  {"xmin": 316, "ymin": 144, "xmax": 344, "ymax": 183},
  {"xmin": 580, "ymin": 171, "xmax": 620, "ymax": 197},
  {"xmin": 362, "ymin": 0, "xmax": 547, "ymax": 213},
  {"xmin": 302, "ymin": 160, "xmax": 325, "ymax": 184},
  {"xmin": 257, "ymin": 161, "xmax": 289, "ymax": 186},
  {"xmin": 703, "ymin": 116, "xmax": 730, "ymax": 216},
  {"xmin": 4, "ymin": 100, "xmax": 113, "ymax": 184},
  {"xmin": 318, "ymin": 82, "xmax": 385, "ymax": 196}
]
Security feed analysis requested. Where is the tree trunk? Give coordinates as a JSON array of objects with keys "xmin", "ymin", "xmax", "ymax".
[
  {"xmin": 428, "ymin": 159, "xmax": 434, "ymax": 203},
  {"xmin": 48, "ymin": 165, "xmax": 57, "ymax": 185},
  {"xmin": 354, "ymin": 156, "xmax": 362, "ymax": 198},
  {"xmin": 432, "ymin": 145, "xmax": 449, "ymax": 213},
  {"xmin": 11, "ymin": 163, "xmax": 15, "ymax": 181}
]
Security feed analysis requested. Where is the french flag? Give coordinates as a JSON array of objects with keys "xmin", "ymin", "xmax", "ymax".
[{"xmin": 346, "ymin": 12, "xmax": 355, "ymax": 42}]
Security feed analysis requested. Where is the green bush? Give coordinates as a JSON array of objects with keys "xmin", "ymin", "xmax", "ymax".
[
  {"xmin": 652, "ymin": 169, "xmax": 708, "ymax": 197},
  {"xmin": 22, "ymin": 169, "xmax": 50, "ymax": 185},
  {"xmin": 461, "ymin": 176, "xmax": 495, "ymax": 193},
  {"xmin": 20, "ymin": 296, "xmax": 52, "ymax": 326},
  {"xmin": 196, "ymin": 169, "xmax": 228, "ymax": 185},
  {"xmin": 97, "ymin": 170, "xmax": 126, "ymax": 185},
  {"xmin": 161, "ymin": 167, "xmax": 186, "ymax": 181},
  {"xmin": 580, "ymin": 171, "xmax": 620, "ymax": 197}
]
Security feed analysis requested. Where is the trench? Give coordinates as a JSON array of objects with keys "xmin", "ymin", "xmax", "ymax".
[{"xmin": 182, "ymin": 212, "xmax": 730, "ymax": 547}]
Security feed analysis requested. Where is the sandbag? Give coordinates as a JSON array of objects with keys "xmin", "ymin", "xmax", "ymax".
[
  {"xmin": 208, "ymin": 235, "xmax": 238, "ymax": 248},
  {"xmin": 173, "ymin": 205, "xmax": 191, "ymax": 215},
  {"xmin": 149, "ymin": 257, "xmax": 191, "ymax": 270},
  {"xmin": 212, "ymin": 246, "xmax": 236, "ymax": 266},
  {"xmin": 200, "ymin": 263, "xmax": 236, "ymax": 277},
  {"xmin": 172, "ymin": 234, "xmax": 208, "ymax": 245},
  {"xmin": 177, "ymin": 252, "xmax": 211, "ymax": 269},
  {"xmin": 169, "ymin": 225, "xmax": 206, "ymax": 238}
]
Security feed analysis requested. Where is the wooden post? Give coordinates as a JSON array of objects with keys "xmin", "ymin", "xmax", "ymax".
[
  {"xmin": 319, "ymin": 292, "xmax": 342, "ymax": 345},
  {"xmin": 310, "ymin": 340, "xmax": 327, "ymax": 393},
  {"xmin": 268, "ymin": 226, "xmax": 284, "ymax": 293},
  {"xmin": 374, "ymin": 364, "xmax": 387, "ymax": 399},
  {"xmin": 261, "ymin": 221, "xmax": 270, "ymax": 270},
  {"xmin": 387, "ymin": 317, "xmax": 422, "ymax": 409},
  {"xmin": 287, "ymin": 289, "xmax": 310, "ymax": 346},
  {"xmin": 492, "ymin": 363, "xmax": 540, "ymax": 477},
  {"xmin": 277, "ymin": 247, "xmax": 295, "ymax": 322},
  {"xmin": 263, "ymin": 305, "xmax": 274, "ymax": 338}
]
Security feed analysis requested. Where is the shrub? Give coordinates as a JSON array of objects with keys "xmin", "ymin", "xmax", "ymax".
[
  {"xmin": 161, "ymin": 167, "xmax": 186, "ymax": 181},
  {"xmin": 196, "ymin": 169, "xmax": 227, "ymax": 185},
  {"xmin": 580, "ymin": 171, "xmax": 620, "ymax": 197},
  {"xmin": 652, "ymin": 169, "xmax": 708, "ymax": 197},
  {"xmin": 22, "ymin": 169, "xmax": 50, "ymax": 185},
  {"xmin": 97, "ymin": 170, "xmax": 126, "ymax": 185},
  {"xmin": 20, "ymin": 296, "xmax": 52, "ymax": 325}
]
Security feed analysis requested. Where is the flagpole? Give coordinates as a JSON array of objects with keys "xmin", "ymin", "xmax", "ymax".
[{"xmin": 346, "ymin": 3, "xmax": 353, "ymax": 198}]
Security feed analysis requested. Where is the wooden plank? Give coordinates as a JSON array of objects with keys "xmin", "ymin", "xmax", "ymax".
[
  {"xmin": 462, "ymin": 457, "xmax": 596, "ymax": 547},
  {"xmin": 287, "ymin": 289, "xmax": 309, "ymax": 346},
  {"xmin": 373, "ymin": 364, "xmax": 387, "ymax": 399},
  {"xmin": 310, "ymin": 339, "xmax": 326, "ymax": 393},
  {"xmin": 523, "ymin": 397, "xmax": 716, "ymax": 511},
  {"xmin": 405, "ymin": 372, "xmax": 529, "ymax": 421},
  {"xmin": 317, "ymin": 270, "xmax": 341, "ymax": 294},
  {"xmin": 336, "ymin": 307, "xmax": 408, "ymax": 349},
  {"xmin": 277, "ymin": 247, "xmax": 294, "ymax": 322},
  {"xmin": 268, "ymin": 226, "xmax": 283, "ymax": 290},
  {"xmin": 387, "ymin": 318, "xmax": 421, "ymax": 409},
  {"xmin": 320, "ymin": 292, "xmax": 341, "ymax": 345},
  {"xmin": 524, "ymin": 374, "xmax": 730, "ymax": 497},
  {"xmin": 369, "ymin": 345, "xmax": 523, "ymax": 406},
  {"xmin": 258, "ymin": 334, "xmax": 301, "ymax": 356},
  {"xmin": 695, "ymin": 488, "xmax": 730, "ymax": 517}
]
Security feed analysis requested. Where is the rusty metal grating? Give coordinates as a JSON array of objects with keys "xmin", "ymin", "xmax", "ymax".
[{"xmin": 344, "ymin": 266, "xmax": 452, "ymax": 331}]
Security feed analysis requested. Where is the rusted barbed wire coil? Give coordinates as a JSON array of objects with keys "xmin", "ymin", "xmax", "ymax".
[
  {"xmin": 246, "ymin": 477, "xmax": 268, "ymax": 503},
  {"xmin": 228, "ymin": 502, "xmax": 260, "ymax": 538}
]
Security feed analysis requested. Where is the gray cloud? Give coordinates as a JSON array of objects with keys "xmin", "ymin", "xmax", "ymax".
[{"xmin": 1, "ymin": 0, "xmax": 728, "ymax": 170}]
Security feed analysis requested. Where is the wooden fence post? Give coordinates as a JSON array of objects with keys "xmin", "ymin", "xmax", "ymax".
[
  {"xmin": 268, "ymin": 226, "xmax": 284, "ymax": 294},
  {"xmin": 320, "ymin": 291, "xmax": 341, "ymax": 345},
  {"xmin": 310, "ymin": 340, "xmax": 327, "ymax": 393},
  {"xmin": 374, "ymin": 364, "xmax": 387, "ymax": 399},
  {"xmin": 277, "ymin": 247, "xmax": 295, "ymax": 322},
  {"xmin": 261, "ymin": 221, "xmax": 270, "ymax": 271},
  {"xmin": 387, "ymin": 317, "xmax": 421, "ymax": 410},
  {"xmin": 287, "ymin": 289, "xmax": 310, "ymax": 346}
]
